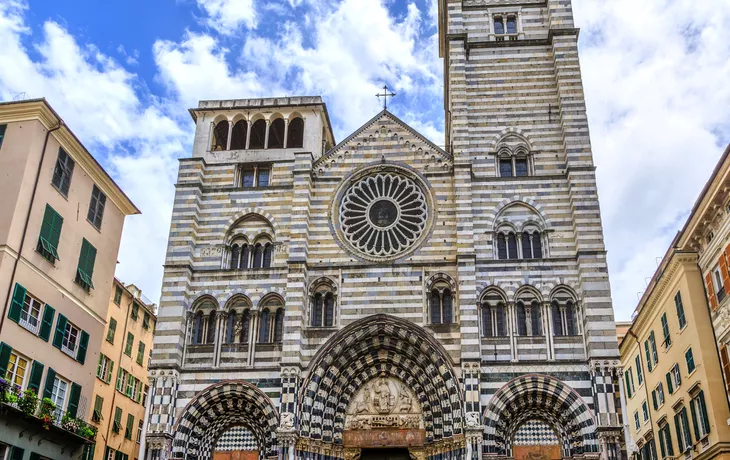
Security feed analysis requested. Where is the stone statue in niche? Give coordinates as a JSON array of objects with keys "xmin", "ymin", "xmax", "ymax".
[{"xmin": 344, "ymin": 374, "xmax": 424, "ymax": 430}]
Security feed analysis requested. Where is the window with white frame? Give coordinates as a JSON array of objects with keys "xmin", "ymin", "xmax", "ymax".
[
  {"xmin": 6, "ymin": 351, "xmax": 29, "ymax": 388},
  {"xmin": 642, "ymin": 400, "xmax": 649, "ymax": 422},
  {"xmin": 62, "ymin": 321, "xmax": 80, "ymax": 357},
  {"xmin": 51, "ymin": 375, "xmax": 69, "ymax": 422},
  {"xmin": 97, "ymin": 354, "xmax": 113, "ymax": 383},
  {"xmin": 634, "ymin": 411, "xmax": 640, "ymax": 431},
  {"xmin": 690, "ymin": 390, "xmax": 711, "ymax": 440},
  {"xmin": 137, "ymin": 419, "xmax": 144, "ymax": 443},
  {"xmin": 713, "ymin": 264, "xmax": 726, "ymax": 302},
  {"xmin": 20, "ymin": 292, "xmax": 43, "ymax": 334}
]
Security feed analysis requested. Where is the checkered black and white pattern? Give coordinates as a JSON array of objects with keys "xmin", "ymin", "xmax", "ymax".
[
  {"xmin": 172, "ymin": 381, "xmax": 278, "ymax": 460},
  {"xmin": 482, "ymin": 374, "xmax": 597, "ymax": 457},
  {"xmin": 215, "ymin": 426, "xmax": 258, "ymax": 452},
  {"xmin": 298, "ymin": 315, "xmax": 463, "ymax": 445},
  {"xmin": 513, "ymin": 420, "xmax": 560, "ymax": 446}
]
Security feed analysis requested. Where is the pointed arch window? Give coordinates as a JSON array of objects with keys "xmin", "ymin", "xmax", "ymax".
[
  {"xmin": 274, "ymin": 308, "xmax": 285, "ymax": 342},
  {"xmin": 263, "ymin": 243, "xmax": 273, "ymax": 268},
  {"xmin": 230, "ymin": 120, "xmax": 248, "ymax": 150},
  {"xmin": 312, "ymin": 293, "xmax": 324, "ymax": 327},
  {"xmin": 258, "ymin": 298, "xmax": 285, "ymax": 343},
  {"xmin": 240, "ymin": 309, "xmax": 251, "ymax": 343},
  {"xmin": 212, "ymin": 120, "xmax": 229, "ymax": 151},
  {"xmin": 324, "ymin": 294, "xmax": 335, "ymax": 327},
  {"xmin": 552, "ymin": 298, "xmax": 578, "ymax": 336},
  {"xmin": 482, "ymin": 303, "xmax": 507, "ymax": 337},
  {"xmin": 516, "ymin": 302, "xmax": 527, "ymax": 336},
  {"xmin": 507, "ymin": 233, "xmax": 518, "ymax": 259},
  {"xmin": 311, "ymin": 285, "xmax": 336, "ymax": 327},
  {"xmin": 253, "ymin": 244, "xmax": 263, "ymax": 268},
  {"xmin": 193, "ymin": 311, "xmax": 204, "ymax": 344},
  {"xmin": 259, "ymin": 309, "xmax": 270, "ymax": 343},
  {"xmin": 206, "ymin": 311, "xmax": 217, "ymax": 344},
  {"xmin": 430, "ymin": 283, "xmax": 454, "ymax": 325},
  {"xmin": 530, "ymin": 301, "xmax": 542, "ymax": 336},
  {"xmin": 287, "ymin": 117, "xmax": 304, "ymax": 149},
  {"xmin": 226, "ymin": 310, "xmax": 237, "ymax": 344},
  {"xmin": 497, "ymin": 229, "xmax": 546, "ymax": 260}
]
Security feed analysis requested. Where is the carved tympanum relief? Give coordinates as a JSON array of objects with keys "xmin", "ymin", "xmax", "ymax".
[{"xmin": 344, "ymin": 374, "xmax": 424, "ymax": 430}]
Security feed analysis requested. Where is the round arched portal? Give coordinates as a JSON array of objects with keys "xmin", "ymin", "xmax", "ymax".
[
  {"xmin": 482, "ymin": 375, "xmax": 598, "ymax": 458},
  {"xmin": 298, "ymin": 315, "xmax": 464, "ymax": 458},
  {"xmin": 173, "ymin": 381, "xmax": 279, "ymax": 460}
]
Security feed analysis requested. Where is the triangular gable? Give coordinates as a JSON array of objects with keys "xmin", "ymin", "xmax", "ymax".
[{"xmin": 313, "ymin": 110, "xmax": 452, "ymax": 176}]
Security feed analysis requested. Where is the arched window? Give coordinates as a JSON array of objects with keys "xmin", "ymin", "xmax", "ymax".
[
  {"xmin": 516, "ymin": 302, "xmax": 527, "ymax": 336},
  {"xmin": 429, "ymin": 282, "xmax": 454, "ymax": 325},
  {"xmin": 324, "ymin": 293, "xmax": 335, "ymax": 327},
  {"xmin": 312, "ymin": 293, "xmax": 323, "ymax": 327},
  {"xmin": 506, "ymin": 16, "xmax": 517, "ymax": 34},
  {"xmin": 212, "ymin": 120, "xmax": 229, "ymax": 151},
  {"xmin": 521, "ymin": 232, "xmax": 533, "ymax": 259},
  {"xmin": 230, "ymin": 120, "xmax": 248, "ymax": 150},
  {"xmin": 226, "ymin": 310, "xmax": 237, "ymax": 344},
  {"xmin": 507, "ymin": 233, "xmax": 518, "ymax": 259},
  {"xmin": 230, "ymin": 244, "xmax": 241, "ymax": 270},
  {"xmin": 566, "ymin": 301, "xmax": 576, "ymax": 335},
  {"xmin": 482, "ymin": 303, "xmax": 506, "ymax": 337},
  {"xmin": 259, "ymin": 309, "xmax": 270, "ymax": 343},
  {"xmin": 499, "ymin": 157, "xmax": 513, "ymax": 177},
  {"xmin": 515, "ymin": 156, "xmax": 528, "ymax": 176},
  {"xmin": 240, "ymin": 309, "xmax": 250, "ymax": 343},
  {"xmin": 530, "ymin": 301, "xmax": 542, "ymax": 336},
  {"xmin": 552, "ymin": 301, "xmax": 564, "ymax": 336},
  {"xmin": 274, "ymin": 308, "xmax": 284, "ymax": 342},
  {"xmin": 494, "ymin": 17, "xmax": 505, "ymax": 35},
  {"xmin": 268, "ymin": 119, "xmax": 285, "ymax": 149},
  {"xmin": 193, "ymin": 311, "xmax": 204, "ymax": 344},
  {"xmin": 287, "ymin": 117, "xmax": 304, "ymax": 148},
  {"xmin": 497, "ymin": 234, "xmax": 507, "ymax": 259},
  {"xmin": 253, "ymin": 244, "xmax": 263, "ymax": 268},
  {"xmin": 206, "ymin": 311, "xmax": 217, "ymax": 344},
  {"xmin": 249, "ymin": 119, "xmax": 266, "ymax": 149},
  {"xmin": 263, "ymin": 243, "xmax": 273, "ymax": 268},
  {"xmin": 533, "ymin": 234, "xmax": 543, "ymax": 258}
]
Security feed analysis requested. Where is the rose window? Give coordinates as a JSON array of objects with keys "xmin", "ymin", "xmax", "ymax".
[{"xmin": 339, "ymin": 172, "xmax": 428, "ymax": 258}]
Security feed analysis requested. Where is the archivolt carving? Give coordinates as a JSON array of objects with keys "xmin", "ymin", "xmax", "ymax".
[{"xmin": 345, "ymin": 374, "xmax": 424, "ymax": 431}]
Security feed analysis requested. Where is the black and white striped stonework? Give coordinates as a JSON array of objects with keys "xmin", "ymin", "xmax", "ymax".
[{"xmin": 146, "ymin": 1, "xmax": 623, "ymax": 459}]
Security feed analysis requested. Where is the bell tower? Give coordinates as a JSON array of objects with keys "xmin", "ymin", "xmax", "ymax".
[{"xmin": 438, "ymin": 0, "xmax": 624, "ymax": 457}]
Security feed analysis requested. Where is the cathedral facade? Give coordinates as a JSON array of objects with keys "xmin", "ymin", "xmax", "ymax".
[{"xmin": 145, "ymin": 1, "xmax": 624, "ymax": 460}]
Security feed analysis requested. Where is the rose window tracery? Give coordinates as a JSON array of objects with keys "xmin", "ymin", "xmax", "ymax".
[{"xmin": 339, "ymin": 172, "xmax": 429, "ymax": 259}]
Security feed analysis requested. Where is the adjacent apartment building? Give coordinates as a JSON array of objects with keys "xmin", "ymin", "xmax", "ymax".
[
  {"xmin": 620, "ymin": 145, "xmax": 730, "ymax": 460},
  {"xmin": 676, "ymin": 145, "xmax": 730, "ymax": 402},
  {"xmin": 0, "ymin": 99, "xmax": 139, "ymax": 460},
  {"xmin": 91, "ymin": 279, "xmax": 156, "ymax": 460}
]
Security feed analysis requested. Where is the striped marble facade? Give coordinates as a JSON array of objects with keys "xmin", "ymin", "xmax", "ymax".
[{"xmin": 145, "ymin": 1, "xmax": 622, "ymax": 459}]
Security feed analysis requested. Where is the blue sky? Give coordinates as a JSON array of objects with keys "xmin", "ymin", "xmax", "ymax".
[{"xmin": 2, "ymin": 0, "xmax": 730, "ymax": 320}]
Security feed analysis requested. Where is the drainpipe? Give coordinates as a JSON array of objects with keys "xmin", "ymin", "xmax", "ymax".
[
  {"xmin": 0, "ymin": 121, "xmax": 62, "ymax": 336},
  {"xmin": 627, "ymin": 329, "xmax": 655, "ymax": 459}
]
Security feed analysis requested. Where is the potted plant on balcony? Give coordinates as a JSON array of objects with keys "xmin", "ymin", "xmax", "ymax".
[
  {"xmin": 38, "ymin": 397, "xmax": 56, "ymax": 430},
  {"xmin": 17, "ymin": 389, "xmax": 38, "ymax": 416},
  {"xmin": 61, "ymin": 411, "xmax": 80, "ymax": 432},
  {"xmin": 77, "ymin": 420, "xmax": 97, "ymax": 440},
  {"xmin": 0, "ymin": 378, "xmax": 9, "ymax": 402}
]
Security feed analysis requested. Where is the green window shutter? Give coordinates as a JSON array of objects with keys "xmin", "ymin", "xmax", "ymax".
[
  {"xmin": 39, "ymin": 303, "xmax": 55, "ymax": 341},
  {"xmin": 659, "ymin": 428, "xmax": 666, "ymax": 458},
  {"xmin": 137, "ymin": 342, "xmax": 145, "ymax": 365},
  {"xmin": 52, "ymin": 313, "xmax": 68, "ymax": 349},
  {"xmin": 0, "ymin": 342, "xmax": 12, "ymax": 376},
  {"xmin": 675, "ymin": 414, "xmax": 685, "ymax": 452},
  {"xmin": 30, "ymin": 453, "xmax": 42, "ymax": 460},
  {"xmin": 691, "ymin": 398, "xmax": 700, "ymax": 441},
  {"xmin": 8, "ymin": 283, "xmax": 26, "ymax": 323},
  {"xmin": 624, "ymin": 372, "xmax": 632, "ymax": 398},
  {"xmin": 125, "ymin": 332, "xmax": 134, "ymax": 356},
  {"xmin": 67, "ymin": 382, "xmax": 82, "ymax": 418},
  {"xmin": 699, "ymin": 390, "xmax": 711, "ymax": 434},
  {"xmin": 652, "ymin": 390, "xmax": 658, "ymax": 410},
  {"xmin": 125, "ymin": 413, "xmax": 134, "ymax": 438},
  {"xmin": 38, "ymin": 204, "xmax": 63, "ymax": 262},
  {"xmin": 0, "ymin": 124, "xmax": 6, "ymax": 148},
  {"xmin": 666, "ymin": 372, "xmax": 673, "ymax": 393},
  {"xmin": 115, "ymin": 451, "xmax": 123, "ymax": 460},
  {"xmin": 76, "ymin": 330, "xmax": 89, "ymax": 363},
  {"xmin": 28, "ymin": 360, "xmax": 44, "ymax": 393},
  {"xmin": 143, "ymin": 312, "xmax": 150, "ymax": 329},
  {"xmin": 107, "ymin": 360, "xmax": 114, "ymax": 384},
  {"xmin": 107, "ymin": 317, "xmax": 117, "ymax": 343},
  {"xmin": 10, "ymin": 446, "xmax": 25, "ymax": 460},
  {"xmin": 104, "ymin": 447, "xmax": 111, "ymax": 460},
  {"xmin": 43, "ymin": 367, "xmax": 57, "ymax": 399},
  {"xmin": 131, "ymin": 303, "xmax": 139, "ymax": 320}
]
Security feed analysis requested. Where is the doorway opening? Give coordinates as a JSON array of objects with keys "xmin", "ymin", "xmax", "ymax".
[{"xmin": 360, "ymin": 448, "xmax": 411, "ymax": 460}]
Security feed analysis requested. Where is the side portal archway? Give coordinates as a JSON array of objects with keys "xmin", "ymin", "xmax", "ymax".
[
  {"xmin": 173, "ymin": 381, "xmax": 279, "ymax": 460},
  {"xmin": 482, "ymin": 375, "xmax": 597, "ymax": 458}
]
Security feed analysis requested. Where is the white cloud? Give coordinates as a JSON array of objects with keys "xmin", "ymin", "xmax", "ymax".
[
  {"xmin": 195, "ymin": 0, "xmax": 257, "ymax": 33},
  {"xmin": 574, "ymin": 0, "xmax": 730, "ymax": 319}
]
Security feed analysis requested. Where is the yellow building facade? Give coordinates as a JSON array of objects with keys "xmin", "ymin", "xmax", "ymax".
[
  {"xmin": 90, "ymin": 279, "xmax": 156, "ymax": 460},
  {"xmin": 620, "ymin": 145, "xmax": 730, "ymax": 460}
]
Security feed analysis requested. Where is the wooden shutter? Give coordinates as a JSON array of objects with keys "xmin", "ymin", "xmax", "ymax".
[
  {"xmin": 67, "ymin": 382, "xmax": 82, "ymax": 418},
  {"xmin": 706, "ymin": 272, "xmax": 718, "ymax": 310},
  {"xmin": 690, "ymin": 398, "xmax": 700, "ymax": 441},
  {"xmin": 77, "ymin": 330, "xmax": 89, "ymax": 363},
  {"xmin": 0, "ymin": 342, "xmax": 12, "ymax": 375},
  {"xmin": 666, "ymin": 372, "xmax": 674, "ymax": 394},
  {"xmin": 39, "ymin": 304, "xmax": 55, "ymax": 341},
  {"xmin": 40, "ymin": 204, "xmax": 63, "ymax": 250},
  {"xmin": 52, "ymin": 313, "xmax": 68, "ymax": 349},
  {"xmin": 652, "ymin": 390, "xmax": 658, "ymax": 410},
  {"xmin": 7, "ymin": 283, "xmax": 26, "ymax": 323},
  {"xmin": 9, "ymin": 447, "xmax": 25, "ymax": 460},
  {"xmin": 43, "ymin": 367, "xmax": 57, "ymax": 399},
  {"xmin": 675, "ymin": 414, "xmax": 685, "ymax": 452},
  {"xmin": 28, "ymin": 361, "xmax": 44, "ymax": 393},
  {"xmin": 699, "ymin": 390, "xmax": 710, "ymax": 434},
  {"xmin": 721, "ymin": 253, "xmax": 730, "ymax": 291}
]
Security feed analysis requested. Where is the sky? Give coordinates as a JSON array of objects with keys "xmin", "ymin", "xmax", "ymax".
[{"xmin": 1, "ymin": 0, "xmax": 729, "ymax": 320}]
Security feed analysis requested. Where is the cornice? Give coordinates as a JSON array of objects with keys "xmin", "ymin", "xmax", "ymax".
[{"xmin": 0, "ymin": 99, "xmax": 140, "ymax": 216}]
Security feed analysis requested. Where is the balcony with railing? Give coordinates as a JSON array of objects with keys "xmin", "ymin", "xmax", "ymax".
[{"xmin": 18, "ymin": 313, "xmax": 40, "ymax": 335}]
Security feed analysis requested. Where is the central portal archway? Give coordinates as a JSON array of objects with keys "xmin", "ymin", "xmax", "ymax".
[
  {"xmin": 298, "ymin": 315, "xmax": 465, "ymax": 460},
  {"xmin": 173, "ymin": 381, "xmax": 279, "ymax": 460}
]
